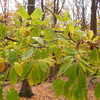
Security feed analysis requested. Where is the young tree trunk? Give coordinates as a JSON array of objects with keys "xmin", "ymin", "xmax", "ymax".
[
  {"xmin": 27, "ymin": 0, "xmax": 35, "ymax": 15},
  {"xmin": 48, "ymin": 65, "xmax": 60, "ymax": 81},
  {"xmin": 90, "ymin": 0, "xmax": 97, "ymax": 35},
  {"xmin": 19, "ymin": 79, "xmax": 34, "ymax": 98},
  {"xmin": 19, "ymin": 1, "xmax": 36, "ymax": 97},
  {"xmin": 48, "ymin": 53, "xmax": 60, "ymax": 81}
]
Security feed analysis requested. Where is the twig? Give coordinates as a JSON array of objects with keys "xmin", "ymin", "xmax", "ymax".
[
  {"xmin": 44, "ymin": 6, "xmax": 56, "ymax": 18},
  {"xmin": 5, "ymin": 36, "xmax": 18, "ymax": 42},
  {"xmin": 68, "ymin": 32, "xmax": 76, "ymax": 43}
]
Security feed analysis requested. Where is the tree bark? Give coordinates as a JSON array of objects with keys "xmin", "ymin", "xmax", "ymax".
[
  {"xmin": 90, "ymin": 0, "xmax": 98, "ymax": 35},
  {"xmin": 48, "ymin": 53, "xmax": 60, "ymax": 81},
  {"xmin": 19, "ymin": 79, "xmax": 34, "ymax": 98},
  {"xmin": 27, "ymin": 0, "xmax": 35, "ymax": 15}
]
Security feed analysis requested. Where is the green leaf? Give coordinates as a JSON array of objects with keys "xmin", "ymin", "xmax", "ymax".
[
  {"xmin": 0, "ymin": 88, "xmax": 3, "ymax": 100},
  {"xmin": 89, "ymin": 49, "xmax": 100, "ymax": 64},
  {"xmin": 79, "ymin": 62, "xmax": 87, "ymax": 72},
  {"xmin": 9, "ymin": 68, "xmax": 18, "ymax": 84},
  {"xmin": 22, "ymin": 48, "xmax": 34, "ymax": 60},
  {"xmin": 32, "ymin": 37, "xmax": 44, "ymax": 45},
  {"xmin": 17, "ymin": 7, "xmax": 30, "ymax": 19},
  {"xmin": 33, "ymin": 49, "xmax": 49, "ymax": 59},
  {"xmin": 31, "ymin": 8, "xmax": 43, "ymax": 20},
  {"xmin": 57, "ymin": 59, "xmax": 73, "ymax": 76},
  {"xmin": 67, "ymin": 23, "xmax": 75, "ymax": 33},
  {"xmin": 56, "ymin": 12, "xmax": 70, "ymax": 22},
  {"xmin": 6, "ymin": 88, "xmax": 19, "ymax": 100},
  {"xmin": 44, "ymin": 29, "xmax": 56, "ymax": 41},
  {"xmin": 53, "ymin": 79, "xmax": 66, "ymax": 96},
  {"xmin": 14, "ymin": 62, "xmax": 23, "ymax": 77},
  {"xmin": 0, "ymin": 24, "xmax": 6, "ymax": 39},
  {"xmin": 87, "ymin": 30, "xmax": 94, "ymax": 40},
  {"xmin": 72, "ymin": 70, "xmax": 87, "ymax": 100},
  {"xmin": 28, "ymin": 62, "xmax": 49, "ymax": 85},
  {"xmin": 64, "ymin": 48, "xmax": 78, "ymax": 56},
  {"xmin": 80, "ymin": 58, "xmax": 94, "ymax": 73},
  {"xmin": 38, "ymin": 61, "xmax": 49, "ymax": 73},
  {"xmin": 8, "ymin": 50, "xmax": 18, "ymax": 64},
  {"xmin": 22, "ymin": 62, "xmax": 32, "ymax": 78},
  {"xmin": 95, "ymin": 83, "xmax": 100, "ymax": 98},
  {"xmin": 64, "ymin": 63, "xmax": 79, "ymax": 81}
]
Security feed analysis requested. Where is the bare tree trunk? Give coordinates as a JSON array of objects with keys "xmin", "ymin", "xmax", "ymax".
[
  {"xmin": 90, "ymin": 0, "xmax": 98, "ymax": 35},
  {"xmin": 27, "ymin": 0, "xmax": 35, "ymax": 15}
]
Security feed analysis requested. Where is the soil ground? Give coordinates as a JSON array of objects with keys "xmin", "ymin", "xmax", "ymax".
[{"xmin": 4, "ymin": 82, "xmax": 66, "ymax": 100}]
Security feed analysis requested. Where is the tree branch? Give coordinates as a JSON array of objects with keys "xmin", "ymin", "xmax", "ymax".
[{"xmin": 58, "ymin": 0, "xmax": 65, "ymax": 14}]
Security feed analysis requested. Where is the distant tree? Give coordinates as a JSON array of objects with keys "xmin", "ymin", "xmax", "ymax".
[
  {"xmin": 53, "ymin": 0, "xmax": 65, "ymax": 26},
  {"xmin": 81, "ymin": 0, "xmax": 86, "ymax": 30},
  {"xmin": 72, "ymin": 0, "xmax": 88, "ymax": 29}
]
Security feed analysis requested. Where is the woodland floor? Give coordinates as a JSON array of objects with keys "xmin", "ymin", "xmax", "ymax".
[
  {"xmin": 4, "ymin": 82, "xmax": 97, "ymax": 100},
  {"xmin": 4, "ymin": 82, "xmax": 66, "ymax": 100}
]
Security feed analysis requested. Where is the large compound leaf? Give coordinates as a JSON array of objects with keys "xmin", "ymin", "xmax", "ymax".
[
  {"xmin": 72, "ymin": 70, "xmax": 87, "ymax": 100},
  {"xmin": 57, "ymin": 57, "xmax": 73, "ymax": 77},
  {"xmin": 9, "ymin": 68, "xmax": 18, "ymax": 84},
  {"xmin": 8, "ymin": 50, "xmax": 19, "ymax": 64},
  {"xmin": 14, "ymin": 62, "xmax": 23, "ymax": 77},
  {"xmin": 22, "ymin": 62, "xmax": 33, "ymax": 78},
  {"xmin": 22, "ymin": 48, "xmax": 34, "ymax": 60},
  {"xmin": 28, "ymin": 61, "xmax": 49, "ymax": 85},
  {"xmin": 0, "ymin": 24, "xmax": 6, "ymax": 39},
  {"xmin": 32, "ymin": 37, "xmax": 44, "ymax": 45},
  {"xmin": 53, "ymin": 79, "xmax": 66, "ymax": 96}
]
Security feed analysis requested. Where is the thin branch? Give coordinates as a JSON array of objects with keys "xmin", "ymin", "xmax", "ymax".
[
  {"xmin": 54, "ymin": 30, "xmax": 64, "ymax": 33},
  {"xmin": 54, "ymin": 0, "xmax": 57, "ymax": 13},
  {"xmin": 41, "ymin": 0, "xmax": 44, "ymax": 12},
  {"xmin": 68, "ymin": 32, "xmax": 76, "ymax": 43},
  {"xmin": 57, "ymin": 0, "xmax": 59, "ymax": 12}
]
